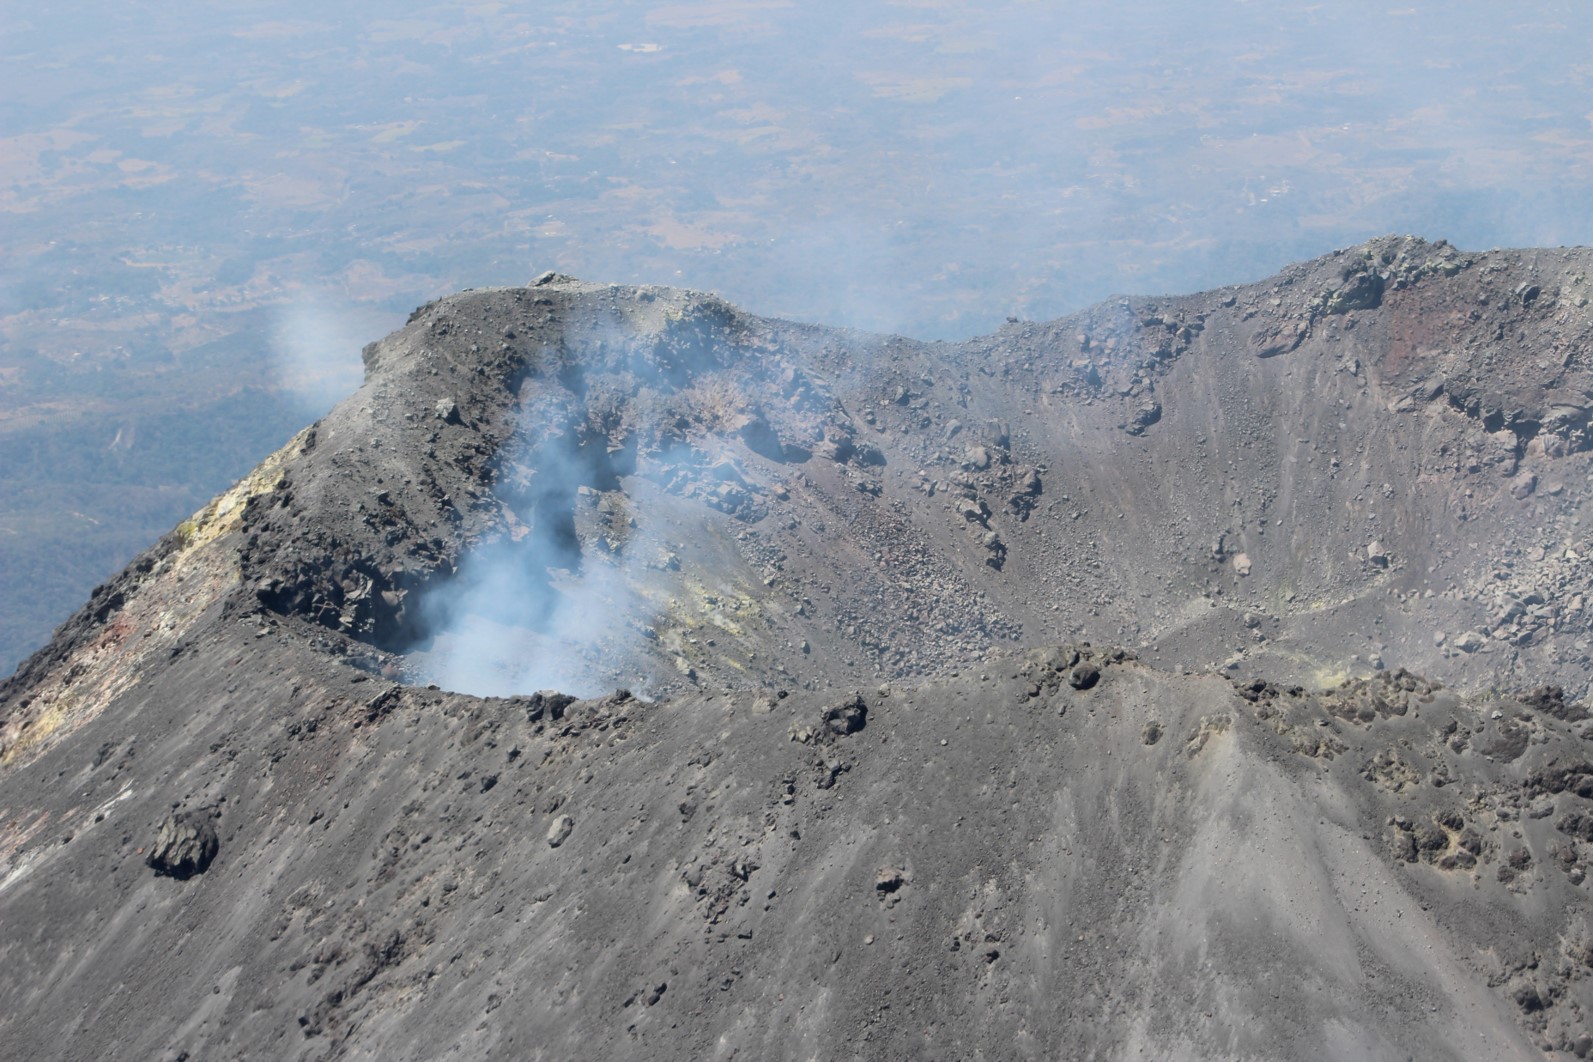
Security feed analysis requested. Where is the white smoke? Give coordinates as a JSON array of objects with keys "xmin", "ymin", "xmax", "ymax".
[
  {"xmin": 270, "ymin": 297, "xmax": 390, "ymax": 416},
  {"xmin": 415, "ymin": 541, "xmax": 654, "ymax": 699},
  {"xmin": 404, "ymin": 296, "xmax": 756, "ymax": 699},
  {"xmin": 410, "ymin": 425, "xmax": 664, "ymax": 699}
]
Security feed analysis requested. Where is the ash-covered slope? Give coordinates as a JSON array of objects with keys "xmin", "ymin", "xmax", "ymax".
[
  {"xmin": 159, "ymin": 236, "xmax": 1593, "ymax": 700},
  {"xmin": 3, "ymin": 237, "xmax": 1593, "ymax": 1059},
  {"xmin": 21, "ymin": 235, "xmax": 1593, "ymax": 703}
]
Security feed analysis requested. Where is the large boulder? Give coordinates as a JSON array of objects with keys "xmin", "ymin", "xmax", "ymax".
[{"xmin": 146, "ymin": 810, "xmax": 219, "ymax": 880}]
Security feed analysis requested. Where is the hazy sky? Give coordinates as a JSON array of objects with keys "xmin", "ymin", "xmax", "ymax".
[{"xmin": 7, "ymin": 0, "xmax": 1593, "ymax": 342}]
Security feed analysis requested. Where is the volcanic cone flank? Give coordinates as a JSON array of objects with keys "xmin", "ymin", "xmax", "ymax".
[{"xmin": 4, "ymin": 239, "xmax": 1593, "ymax": 1059}]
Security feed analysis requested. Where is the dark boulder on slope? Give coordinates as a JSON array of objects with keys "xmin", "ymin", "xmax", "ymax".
[
  {"xmin": 2, "ymin": 237, "xmax": 1593, "ymax": 1058},
  {"xmin": 821, "ymin": 692, "xmax": 868, "ymax": 735},
  {"xmin": 146, "ymin": 809, "xmax": 219, "ymax": 879}
]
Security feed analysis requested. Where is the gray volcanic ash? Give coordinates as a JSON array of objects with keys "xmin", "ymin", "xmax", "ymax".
[{"xmin": 3, "ymin": 237, "xmax": 1593, "ymax": 1059}]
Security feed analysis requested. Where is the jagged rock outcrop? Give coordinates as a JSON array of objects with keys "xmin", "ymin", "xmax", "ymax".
[{"xmin": 146, "ymin": 808, "xmax": 219, "ymax": 879}]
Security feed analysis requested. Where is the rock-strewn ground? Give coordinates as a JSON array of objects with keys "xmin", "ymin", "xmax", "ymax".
[
  {"xmin": 4, "ymin": 237, "xmax": 1593, "ymax": 1058},
  {"xmin": 116, "ymin": 234, "xmax": 1593, "ymax": 703},
  {"xmin": 2, "ymin": 624, "xmax": 1591, "ymax": 1059}
]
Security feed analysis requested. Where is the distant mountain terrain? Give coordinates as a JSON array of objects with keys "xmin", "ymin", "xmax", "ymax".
[{"xmin": 4, "ymin": 237, "xmax": 1593, "ymax": 1059}]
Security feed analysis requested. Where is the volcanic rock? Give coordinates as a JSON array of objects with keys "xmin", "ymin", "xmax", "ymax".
[
  {"xmin": 546, "ymin": 814, "xmax": 574, "ymax": 848},
  {"xmin": 1067, "ymin": 662, "xmax": 1101, "ymax": 690},
  {"xmin": 821, "ymin": 693, "xmax": 868, "ymax": 736},
  {"xmin": 3, "ymin": 236, "xmax": 1593, "ymax": 1059},
  {"xmin": 145, "ymin": 809, "xmax": 219, "ymax": 880}
]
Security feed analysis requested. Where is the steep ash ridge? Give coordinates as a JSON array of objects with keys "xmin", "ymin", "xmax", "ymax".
[
  {"xmin": 39, "ymin": 234, "xmax": 1585, "ymax": 704},
  {"xmin": 2, "ymin": 237, "xmax": 1593, "ymax": 1058}
]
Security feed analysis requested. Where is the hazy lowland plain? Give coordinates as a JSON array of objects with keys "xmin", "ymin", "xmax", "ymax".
[{"xmin": 4, "ymin": 1, "xmax": 1593, "ymax": 673}]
